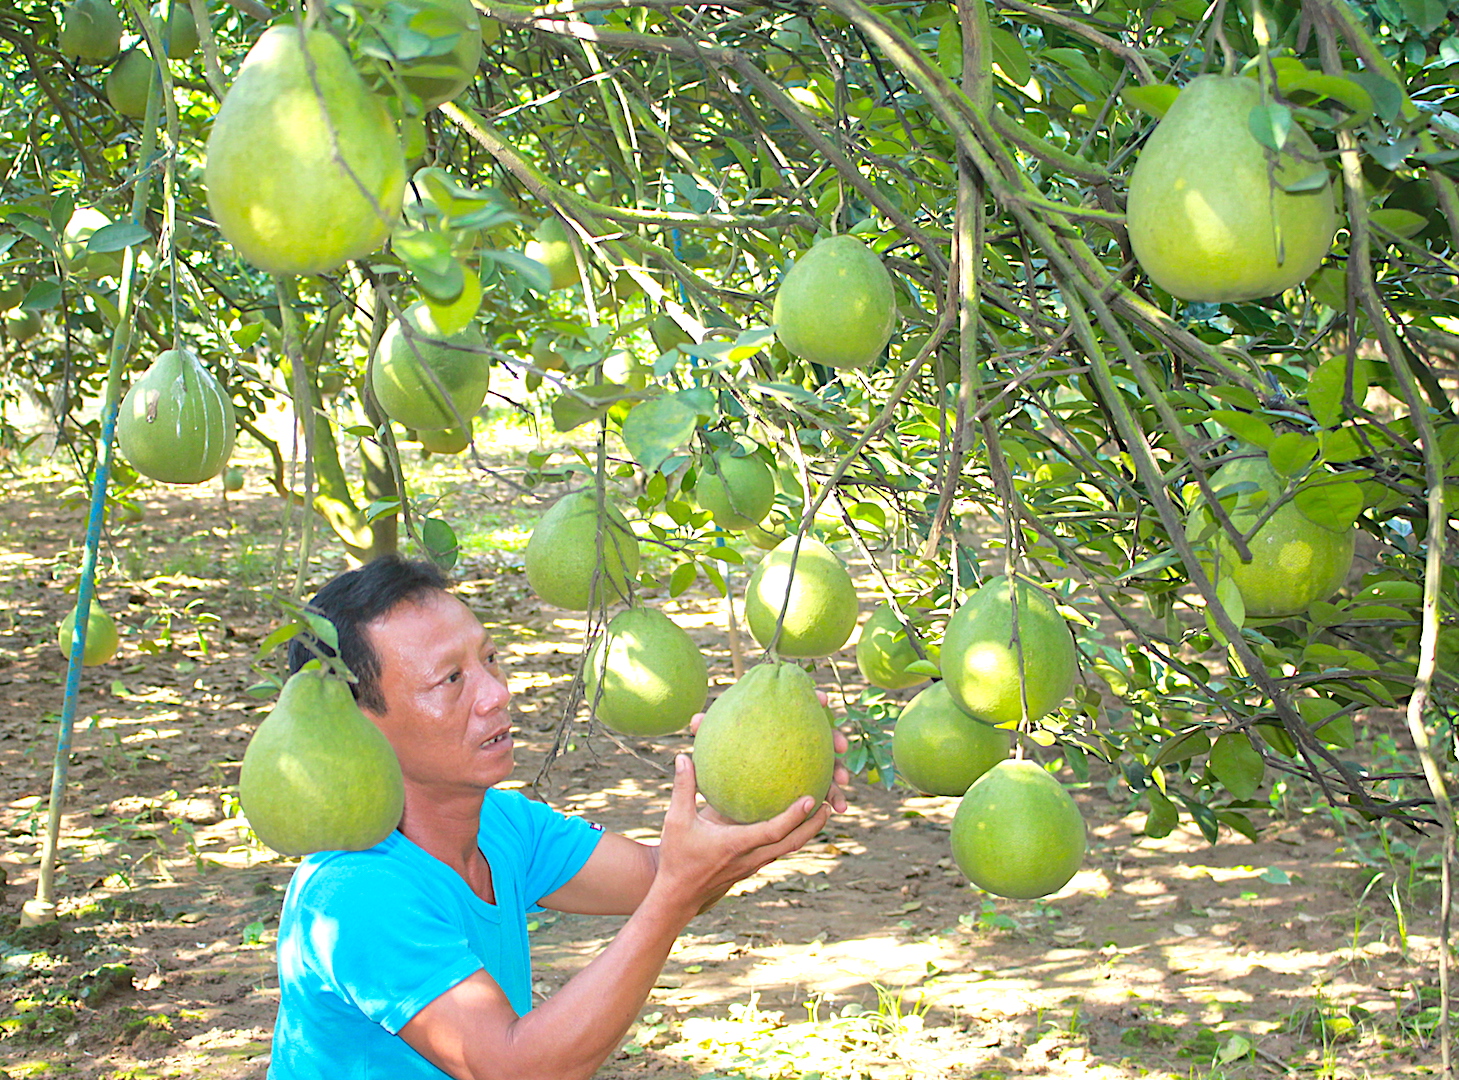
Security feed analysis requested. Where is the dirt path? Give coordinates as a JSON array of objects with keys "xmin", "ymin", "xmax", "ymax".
[{"xmin": 0, "ymin": 437, "xmax": 1445, "ymax": 1080}]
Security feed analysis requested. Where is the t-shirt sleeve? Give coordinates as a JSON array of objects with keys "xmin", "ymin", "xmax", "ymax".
[
  {"xmin": 293, "ymin": 859, "xmax": 486, "ymax": 1035},
  {"xmin": 488, "ymin": 789, "xmax": 604, "ymax": 909}
]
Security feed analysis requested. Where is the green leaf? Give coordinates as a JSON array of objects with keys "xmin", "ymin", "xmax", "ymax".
[
  {"xmin": 86, "ymin": 221, "xmax": 151, "ymax": 253},
  {"xmin": 1218, "ymin": 1034, "xmax": 1253, "ymax": 1064},
  {"xmin": 1256, "ymin": 722, "xmax": 1297, "ymax": 758},
  {"xmin": 254, "ymin": 621, "xmax": 303, "ymax": 658},
  {"xmin": 1293, "ymin": 479, "xmax": 1363, "ymax": 530},
  {"xmin": 550, "ymin": 384, "xmax": 621, "ymax": 432},
  {"xmin": 365, "ymin": 498, "xmax": 401, "ymax": 523},
  {"xmin": 668, "ymin": 560, "xmax": 697, "ymax": 597},
  {"xmin": 421, "ymin": 518, "xmax": 459, "ymax": 570},
  {"xmin": 1152, "ymin": 728, "xmax": 1212, "ymax": 766},
  {"xmin": 1216, "ymin": 810, "xmax": 1260, "ymax": 842},
  {"xmin": 425, "ymin": 265, "xmax": 481, "ymax": 335},
  {"xmin": 50, "ymin": 191, "xmax": 76, "ymax": 234},
  {"xmin": 21, "ymin": 280, "xmax": 61, "ymax": 311},
  {"xmin": 394, "ymin": 228, "xmax": 463, "ymax": 301},
  {"xmin": 1259, "ymin": 866, "xmax": 1290, "ymax": 885},
  {"xmin": 1214, "ymin": 576, "xmax": 1246, "ymax": 630},
  {"xmin": 1281, "ymin": 169, "xmax": 1332, "ymax": 193},
  {"xmin": 1307, "ymin": 355, "xmax": 1371, "ymax": 428},
  {"xmin": 481, "ymin": 248, "xmax": 554, "ymax": 293},
  {"xmin": 1209, "ymin": 732, "xmax": 1264, "ymax": 799},
  {"xmin": 1267, "ymin": 432, "xmax": 1318, "ymax": 476},
  {"xmin": 303, "ymin": 612, "xmax": 340, "ymax": 653},
  {"xmin": 936, "ymin": 21, "xmax": 961, "ymax": 79},
  {"xmin": 903, "ymin": 659, "xmax": 941, "ymax": 677},
  {"xmin": 1122, "ymin": 84, "xmax": 1180, "ymax": 119},
  {"xmin": 1176, "ymin": 795, "xmax": 1221, "ymax": 844},
  {"xmin": 1144, "ymin": 789, "xmax": 1178, "ymax": 838},
  {"xmin": 1280, "ymin": 71, "xmax": 1375, "ymax": 126},
  {"xmin": 1209, "ymin": 410, "xmax": 1274, "ymax": 448},
  {"xmin": 620, "ymin": 394, "xmax": 698, "ymax": 474},
  {"xmin": 232, "ymin": 323, "xmax": 266, "ymax": 349},
  {"xmin": 989, "ymin": 26, "xmax": 1032, "ymax": 86},
  {"xmin": 1369, "ymin": 207, "xmax": 1428, "ymax": 238},
  {"xmin": 1248, "ymin": 102, "xmax": 1293, "ymax": 152}
]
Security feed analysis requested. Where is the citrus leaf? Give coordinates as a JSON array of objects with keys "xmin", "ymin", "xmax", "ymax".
[
  {"xmin": 1307, "ymin": 354, "xmax": 1371, "ymax": 428},
  {"xmin": 1144, "ymin": 788, "xmax": 1178, "ymax": 837},
  {"xmin": 421, "ymin": 518, "xmax": 459, "ymax": 570},
  {"xmin": 1209, "ymin": 410, "xmax": 1274, "ymax": 448},
  {"xmin": 1267, "ymin": 432, "xmax": 1318, "ymax": 476},
  {"xmin": 1122, "ymin": 84, "xmax": 1180, "ymax": 119},
  {"xmin": 989, "ymin": 26, "xmax": 1032, "ymax": 87},
  {"xmin": 86, "ymin": 221, "xmax": 151, "ymax": 253},
  {"xmin": 668, "ymin": 560, "xmax": 697, "ymax": 597},
  {"xmin": 1248, "ymin": 102, "xmax": 1292, "ymax": 151},
  {"xmin": 1175, "ymin": 794, "xmax": 1221, "ymax": 844},
  {"xmin": 1280, "ymin": 169, "xmax": 1331, "ymax": 193},
  {"xmin": 903, "ymin": 659, "xmax": 941, "ymax": 677},
  {"xmin": 620, "ymin": 394, "xmax": 698, "ymax": 474},
  {"xmin": 1215, "ymin": 576, "xmax": 1246, "ymax": 630},
  {"xmin": 1216, "ymin": 810, "xmax": 1260, "ymax": 842},
  {"xmin": 425, "ymin": 264, "xmax": 480, "ymax": 336},
  {"xmin": 1293, "ymin": 479, "xmax": 1363, "ymax": 529},
  {"xmin": 1280, "ymin": 71, "xmax": 1375, "ymax": 126},
  {"xmin": 1209, "ymin": 732, "xmax": 1264, "ymax": 799},
  {"xmin": 21, "ymin": 280, "xmax": 61, "ymax": 311},
  {"xmin": 1152, "ymin": 728, "xmax": 1212, "ymax": 766},
  {"xmin": 481, "ymin": 248, "xmax": 554, "ymax": 292},
  {"xmin": 1256, "ymin": 722, "xmax": 1298, "ymax": 758},
  {"xmin": 1369, "ymin": 207, "xmax": 1428, "ymax": 238}
]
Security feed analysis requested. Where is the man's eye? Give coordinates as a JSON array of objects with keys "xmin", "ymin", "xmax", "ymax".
[{"xmin": 446, "ymin": 671, "xmax": 462, "ymax": 684}]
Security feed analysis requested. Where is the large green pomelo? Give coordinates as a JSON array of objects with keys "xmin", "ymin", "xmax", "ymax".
[
  {"xmin": 892, "ymin": 682, "xmax": 1009, "ymax": 796},
  {"xmin": 744, "ymin": 535, "xmax": 859, "ymax": 658},
  {"xmin": 4, "ymin": 309, "xmax": 41, "ymax": 342},
  {"xmin": 371, "ymin": 301, "xmax": 488, "ymax": 431},
  {"xmin": 697, "ymin": 450, "xmax": 775, "ymax": 531},
  {"xmin": 1126, "ymin": 75, "xmax": 1336, "ymax": 302},
  {"xmin": 205, "ymin": 25, "xmax": 406, "ymax": 276},
  {"xmin": 393, "ymin": 0, "xmax": 482, "ymax": 110},
  {"xmin": 524, "ymin": 217, "xmax": 579, "ymax": 290},
  {"xmin": 1185, "ymin": 455, "xmax": 1356, "ymax": 618},
  {"xmin": 152, "ymin": 0, "xmax": 199, "ymax": 58},
  {"xmin": 951, "ymin": 759, "xmax": 1085, "ymax": 899},
  {"xmin": 117, "ymin": 348, "xmax": 237, "ymax": 484},
  {"xmin": 941, "ymin": 576, "xmax": 1075, "ymax": 727},
  {"xmin": 525, "ymin": 491, "xmax": 641, "ymax": 609},
  {"xmin": 240, "ymin": 668, "xmax": 405, "ymax": 855},
  {"xmin": 418, "ymin": 424, "xmax": 471, "ymax": 454},
  {"xmin": 856, "ymin": 601, "xmax": 931, "ymax": 691},
  {"xmin": 105, "ymin": 49, "xmax": 155, "ymax": 119},
  {"xmin": 584, "ymin": 607, "xmax": 708, "ymax": 737},
  {"xmin": 60, "ymin": 0, "xmax": 123, "ymax": 60},
  {"xmin": 772, "ymin": 235, "xmax": 896, "ymax": 370},
  {"xmin": 58, "ymin": 603, "xmax": 120, "ymax": 666},
  {"xmin": 693, "ymin": 661, "xmax": 834, "ymax": 823}
]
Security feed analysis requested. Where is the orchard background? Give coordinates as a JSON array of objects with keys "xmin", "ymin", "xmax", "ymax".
[{"xmin": 0, "ymin": 0, "xmax": 1455, "ymax": 1077}]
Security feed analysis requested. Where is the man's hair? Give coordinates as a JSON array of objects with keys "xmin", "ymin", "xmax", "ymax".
[{"xmin": 287, "ymin": 555, "xmax": 450, "ymax": 714}]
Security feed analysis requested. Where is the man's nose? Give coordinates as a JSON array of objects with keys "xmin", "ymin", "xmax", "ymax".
[{"xmin": 477, "ymin": 667, "xmax": 511, "ymax": 711}]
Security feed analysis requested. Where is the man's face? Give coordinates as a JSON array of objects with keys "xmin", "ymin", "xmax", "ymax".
[{"xmin": 361, "ymin": 590, "xmax": 514, "ymax": 792}]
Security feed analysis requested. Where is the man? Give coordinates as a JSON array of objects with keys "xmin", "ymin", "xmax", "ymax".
[{"xmin": 269, "ymin": 555, "xmax": 850, "ymax": 1079}]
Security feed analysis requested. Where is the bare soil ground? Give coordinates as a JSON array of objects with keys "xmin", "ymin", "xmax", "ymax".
[{"xmin": 0, "ymin": 433, "xmax": 1447, "ymax": 1080}]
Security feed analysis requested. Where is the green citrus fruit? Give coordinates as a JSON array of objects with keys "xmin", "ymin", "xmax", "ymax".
[
  {"xmin": 418, "ymin": 425, "xmax": 471, "ymax": 454},
  {"xmin": 941, "ymin": 576, "xmax": 1076, "ymax": 727},
  {"xmin": 1185, "ymin": 455, "xmax": 1356, "ymax": 617},
  {"xmin": 205, "ymin": 25, "xmax": 406, "ymax": 276},
  {"xmin": 893, "ymin": 681, "xmax": 1010, "ymax": 796},
  {"xmin": 62, "ymin": 207, "xmax": 125, "ymax": 279},
  {"xmin": 856, "ymin": 601, "xmax": 932, "ymax": 691},
  {"xmin": 223, "ymin": 465, "xmax": 245, "ymax": 492},
  {"xmin": 524, "ymin": 217, "xmax": 579, "ymax": 290},
  {"xmin": 693, "ymin": 661, "xmax": 834, "ymax": 823},
  {"xmin": 117, "ymin": 348, "xmax": 237, "ymax": 484},
  {"xmin": 4, "ymin": 309, "xmax": 41, "ymax": 342},
  {"xmin": 60, "ymin": 0, "xmax": 123, "ymax": 60},
  {"xmin": 105, "ymin": 48, "xmax": 155, "ymax": 119},
  {"xmin": 393, "ymin": 0, "xmax": 481, "ymax": 109},
  {"xmin": 772, "ymin": 235, "xmax": 896, "ymax": 370},
  {"xmin": 744, "ymin": 535, "xmax": 859, "ymax": 658},
  {"xmin": 240, "ymin": 668, "xmax": 405, "ymax": 855},
  {"xmin": 1127, "ymin": 75, "xmax": 1336, "ymax": 302},
  {"xmin": 602, "ymin": 351, "xmax": 649, "ymax": 389},
  {"xmin": 697, "ymin": 450, "xmax": 775, "ymax": 531},
  {"xmin": 152, "ymin": 0, "xmax": 198, "ymax": 58},
  {"xmin": 951, "ymin": 758, "xmax": 1086, "ymax": 899},
  {"xmin": 58, "ymin": 603, "xmax": 120, "ymax": 666},
  {"xmin": 372, "ymin": 301, "xmax": 488, "ymax": 432},
  {"xmin": 584, "ymin": 607, "xmax": 708, "ymax": 737},
  {"xmin": 530, "ymin": 338, "xmax": 567, "ymax": 371},
  {"xmin": 525, "ymin": 491, "xmax": 641, "ymax": 610},
  {"xmin": 745, "ymin": 520, "xmax": 786, "ymax": 551}
]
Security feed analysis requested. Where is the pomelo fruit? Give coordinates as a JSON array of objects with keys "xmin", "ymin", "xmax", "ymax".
[
  {"xmin": 58, "ymin": 602, "xmax": 120, "ymax": 666},
  {"xmin": 584, "ymin": 607, "xmax": 708, "ymax": 737},
  {"xmin": 745, "ymin": 520, "xmax": 786, "ymax": 551},
  {"xmin": 1126, "ymin": 74, "xmax": 1336, "ymax": 302},
  {"xmin": 692, "ymin": 661, "xmax": 834, "ymax": 823},
  {"xmin": 530, "ymin": 338, "xmax": 567, "ymax": 372},
  {"xmin": 941, "ymin": 576, "xmax": 1076, "ymax": 727},
  {"xmin": 152, "ymin": 0, "xmax": 199, "ymax": 58},
  {"xmin": 240, "ymin": 667, "xmax": 405, "ymax": 855},
  {"xmin": 856, "ymin": 601, "xmax": 932, "ymax": 691},
  {"xmin": 223, "ymin": 465, "xmax": 244, "ymax": 492},
  {"xmin": 392, "ymin": 0, "xmax": 481, "ymax": 110},
  {"xmin": 4, "ymin": 309, "xmax": 41, "ymax": 342},
  {"xmin": 1185, "ymin": 455, "xmax": 1356, "ymax": 617},
  {"xmin": 105, "ymin": 48, "xmax": 154, "ymax": 119},
  {"xmin": 697, "ymin": 450, "xmax": 774, "ymax": 531},
  {"xmin": 892, "ymin": 681, "xmax": 1009, "ymax": 796},
  {"xmin": 371, "ymin": 300, "xmax": 488, "ymax": 432},
  {"xmin": 418, "ymin": 424, "xmax": 471, "ymax": 454},
  {"xmin": 117, "ymin": 347, "xmax": 237, "ymax": 484},
  {"xmin": 525, "ymin": 490, "xmax": 641, "ymax": 610},
  {"xmin": 951, "ymin": 758, "xmax": 1086, "ymax": 900},
  {"xmin": 743, "ymin": 535, "xmax": 859, "ymax": 658},
  {"xmin": 0, "ymin": 282, "xmax": 24, "ymax": 310},
  {"xmin": 524, "ymin": 217, "xmax": 579, "ymax": 290},
  {"xmin": 60, "ymin": 0, "xmax": 123, "ymax": 60},
  {"xmin": 772, "ymin": 235, "xmax": 896, "ymax": 370},
  {"xmin": 205, "ymin": 25, "xmax": 406, "ymax": 276}
]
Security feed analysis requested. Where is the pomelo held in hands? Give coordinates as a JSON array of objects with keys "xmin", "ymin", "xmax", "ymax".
[
  {"xmin": 584, "ymin": 607, "xmax": 708, "ymax": 737},
  {"xmin": 773, "ymin": 235, "xmax": 896, "ymax": 370},
  {"xmin": 951, "ymin": 759, "xmax": 1086, "ymax": 900},
  {"xmin": 1126, "ymin": 74, "xmax": 1335, "ymax": 302},
  {"xmin": 692, "ymin": 661, "xmax": 834, "ymax": 824},
  {"xmin": 117, "ymin": 348, "xmax": 236, "ymax": 485},
  {"xmin": 240, "ymin": 667, "xmax": 405, "ymax": 856}
]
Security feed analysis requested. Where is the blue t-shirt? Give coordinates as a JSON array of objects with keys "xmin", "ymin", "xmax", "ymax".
[{"xmin": 268, "ymin": 787, "xmax": 602, "ymax": 1079}]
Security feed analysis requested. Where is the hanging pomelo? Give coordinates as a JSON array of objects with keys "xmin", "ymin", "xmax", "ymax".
[
  {"xmin": 152, "ymin": 0, "xmax": 199, "ymax": 59},
  {"xmin": 892, "ymin": 682, "xmax": 1009, "ymax": 796},
  {"xmin": 940, "ymin": 576, "xmax": 1076, "ymax": 727},
  {"xmin": 697, "ymin": 450, "xmax": 775, "ymax": 531},
  {"xmin": 772, "ymin": 235, "xmax": 896, "ymax": 370},
  {"xmin": 58, "ymin": 602, "xmax": 120, "ymax": 667},
  {"xmin": 204, "ymin": 25, "xmax": 406, "ymax": 276},
  {"xmin": 1126, "ymin": 74, "xmax": 1336, "ymax": 302},
  {"xmin": 525, "ymin": 491, "xmax": 641, "ymax": 610},
  {"xmin": 524, "ymin": 217, "xmax": 579, "ymax": 290},
  {"xmin": 105, "ymin": 49, "xmax": 154, "ymax": 119},
  {"xmin": 692, "ymin": 661, "xmax": 834, "ymax": 823},
  {"xmin": 418, "ymin": 425, "xmax": 471, "ymax": 454},
  {"xmin": 743, "ymin": 535, "xmax": 859, "ymax": 658},
  {"xmin": 117, "ymin": 348, "xmax": 236, "ymax": 484},
  {"xmin": 856, "ymin": 601, "xmax": 932, "ymax": 691},
  {"xmin": 240, "ymin": 667, "xmax": 405, "ymax": 855},
  {"xmin": 1185, "ymin": 455, "xmax": 1356, "ymax": 617},
  {"xmin": 584, "ymin": 607, "xmax": 708, "ymax": 737},
  {"xmin": 391, "ymin": 0, "xmax": 482, "ymax": 110},
  {"xmin": 951, "ymin": 759, "xmax": 1086, "ymax": 900},
  {"xmin": 371, "ymin": 300, "xmax": 488, "ymax": 432},
  {"xmin": 60, "ymin": 0, "xmax": 123, "ymax": 60}
]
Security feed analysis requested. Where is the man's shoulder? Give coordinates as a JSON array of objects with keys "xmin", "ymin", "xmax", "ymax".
[{"xmin": 286, "ymin": 835, "xmax": 428, "ymax": 906}]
